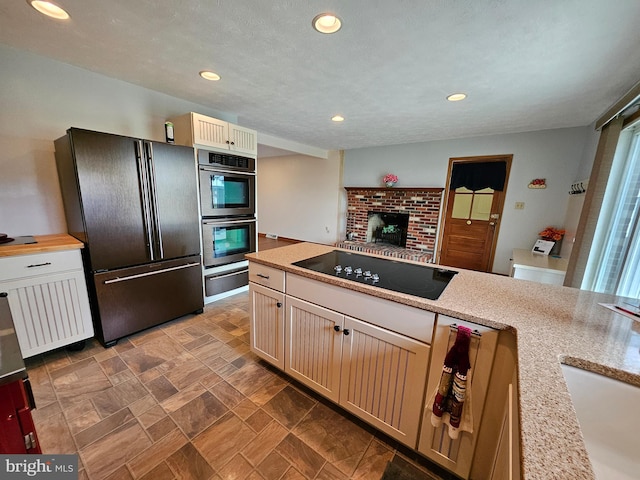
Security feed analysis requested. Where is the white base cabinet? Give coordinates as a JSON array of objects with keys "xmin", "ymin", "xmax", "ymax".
[
  {"xmin": 417, "ymin": 315, "xmax": 499, "ymax": 479},
  {"xmin": 0, "ymin": 249, "xmax": 93, "ymax": 358},
  {"xmin": 250, "ymin": 263, "xmax": 434, "ymax": 447}
]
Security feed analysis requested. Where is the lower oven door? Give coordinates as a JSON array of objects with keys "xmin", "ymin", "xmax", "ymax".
[{"xmin": 202, "ymin": 218, "xmax": 257, "ymax": 268}]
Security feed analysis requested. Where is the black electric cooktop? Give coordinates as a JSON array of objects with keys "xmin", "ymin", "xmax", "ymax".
[{"xmin": 293, "ymin": 250, "xmax": 457, "ymax": 300}]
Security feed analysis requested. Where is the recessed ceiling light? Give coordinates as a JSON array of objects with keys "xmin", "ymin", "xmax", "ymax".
[
  {"xmin": 199, "ymin": 71, "xmax": 221, "ymax": 81},
  {"xmin": 312, "ymin": 13, "xmax": 342, "ymax": 34},
  {"xmin": 28, "ymin": 1, "xmax": 69, "ymax": 20},
  {"xmin": 331, "ymin": 115, "xmax": 345, "ymax": 122},
  {"xmin": 447, "ymin": 93, "xmax": 467, "ymax": 102}
]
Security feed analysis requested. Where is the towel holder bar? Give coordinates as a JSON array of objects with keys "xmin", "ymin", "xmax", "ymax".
[{"xmin": 449, "ymin": 323, "xmax": 482, "ymax": 338}]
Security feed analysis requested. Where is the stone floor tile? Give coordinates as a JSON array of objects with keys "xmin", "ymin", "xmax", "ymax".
[
  {"xmin": 92, "ymin": 377, "xmax": 148, "ymax": 418},
  {"xmin": 169, "ymin": 391, "xmax": 228, "ymax": 438},
  {"xmin": 293, "ymin": 402, "xmax": 373, "ymax": 476},
  {"xmin": 36, "ymin": 411, "xmax": 76, "ymax": 454},
  {"xmin": 161, "ymin": 382, "xmax": 207, "ymax": 413},
  {"xmin": 316, "ymin": 463, "xmax": 350, "ymax": 480},
  {"xmin": 80, "ymin": 419, "xmax": 153, "ymax": 480},
  {"xmin": 275, "ymin": 434, "xmax": 326, "ymax": 479},
  {"xmin": 147, "ymin": 415, "xmax": 178, "ymax": 442},
  {"xmin": 350, "ymin": 439, "xmax": 394, "ymax": 480},
  {"xmin": 209, "ymin": 380, "xmax": 245, "ymax": 409},
  {"xmin": 217, "ymin": 453, "xmax": 254, "ymax": 480},
  {"xmin": 242, "ymin": 420, "xmax": 289, "ymax": 467},
  {"xmin": 138, "ymin": 462, "xmax": 176, "ymax": 480},
  {"xmin": 146, "ymin": 375, "xmax": 179, "ymax": 403},
  {"xmin": 262, "ymin": 385, "xmax": 316, "ymax": 430},
  {"xmin": 245, "ymin": 408, "xmax": 273, "ymax": 433},
  {"xmin": 103, "ymin": 465, "xmax": 134, "ymax": 480},
  {"xmin": 256, "ymin": 451, "xmax": 290, "ymax": 480},
  {"xmin": 280, "ymin": 466, "xmax": 308, "ymax": 480},
  {"xmin": 165, "ymin": 443, "xmax": 215, "ymax": 480},
  {"xmin": 137, "ymin": 404, "xmax": 167, "ymax": 428},
  {"xmin": 127, "ymin": 429, "xmax": 188, "ymax": 478},
  {"xmin": 192, "ymin": 411, "xmax": 256, "ymax": 471}
]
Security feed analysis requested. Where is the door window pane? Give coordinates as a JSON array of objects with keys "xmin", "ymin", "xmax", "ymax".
[
  {"xmin": 470, "ymin": 190, "xmax": 494, "ymax": 220},
  {"xmin": 452, "ymin": 193, "xmax": 472, "ymax": 219}
]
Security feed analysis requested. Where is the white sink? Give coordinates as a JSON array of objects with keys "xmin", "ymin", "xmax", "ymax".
[{"xmin": 561, "ymin": 364, "xmax": 640, "ymax": 480}]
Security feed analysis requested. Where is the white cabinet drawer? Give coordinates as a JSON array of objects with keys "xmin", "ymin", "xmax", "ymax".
[
  {"xmin": 0, "ymin": 249, "xmax": 84, "ymax": 282},
  {"xmin": 286, "ymin": 273, "xmax": 435, "ymax": 343},
  {"xmin": 249, "ymin": 263, "xmax": 285, "ymax": 292}
]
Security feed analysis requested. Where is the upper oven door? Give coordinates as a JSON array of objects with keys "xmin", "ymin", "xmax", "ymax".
[{"xmin": 199, "ymin": 166, "xmax": 256, "ymax": 217}]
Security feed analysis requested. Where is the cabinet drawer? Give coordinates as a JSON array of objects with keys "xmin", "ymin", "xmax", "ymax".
[
  {"xmin": 249, "ymin": 263, "xmax": 285, "ymax": 292},
  {"xmin": 287, "ymin": 273, "xmax": 435, "ymax": 343},
  {"xmin": 0, "ymin": 250, "xmax": 83, "ymax": 282}
]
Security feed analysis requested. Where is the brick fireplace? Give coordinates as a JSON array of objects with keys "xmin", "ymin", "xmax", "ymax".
[{"xmin": 343, "ymin": 187, "xmax": 444, "ymax": 258}]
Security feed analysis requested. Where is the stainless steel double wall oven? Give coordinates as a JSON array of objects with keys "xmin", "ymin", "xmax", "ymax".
[{"xmin": 198, "ymin": 149, "xmax": 256, "ymax": 297}]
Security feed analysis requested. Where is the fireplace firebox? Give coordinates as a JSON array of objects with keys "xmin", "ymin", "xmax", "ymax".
[{"xmin": 367, "ymin": 211, "xmax": 410, "ymax": 247}]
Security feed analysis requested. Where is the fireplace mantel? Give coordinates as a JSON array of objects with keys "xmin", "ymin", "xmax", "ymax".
[{"xmin": 345, "ymin": 187, "xmax": 444, "ymax": 193}]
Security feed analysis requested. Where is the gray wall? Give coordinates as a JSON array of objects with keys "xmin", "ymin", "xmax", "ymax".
[
  {"xmin": 0, "ymin": 44, "xmax": 234, "ymax": 236},
  {"xmin": 344, "ymin": 127, "xmax": 590, "ymax": 274}
]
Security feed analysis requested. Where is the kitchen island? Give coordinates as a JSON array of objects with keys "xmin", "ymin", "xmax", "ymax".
[{"xmin": 247, "ymin": 242, "xmax": 640, "ymax": 480}]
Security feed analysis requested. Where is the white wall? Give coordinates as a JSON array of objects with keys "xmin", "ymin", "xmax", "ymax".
[
  {"xmin": 344, "ymin": 128, "xmax": 589, "ymax": 274},
  {"xmin": 0, "ymin": 45, "xmax": 235, "ymax": 236},
  {"xmin": 257, "ymin": 151, "xmax": 343, "ymax": 245}
]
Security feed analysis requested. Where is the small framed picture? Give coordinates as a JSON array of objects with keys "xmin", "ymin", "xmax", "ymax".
[{"xmin": 532, "ymin": 239, "xmax": 554, "ymax": 255}]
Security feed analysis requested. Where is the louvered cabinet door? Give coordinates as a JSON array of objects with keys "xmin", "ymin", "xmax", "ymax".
[
  {"xmin": 285, "ymin": 297, "xmax": 342, "ymax": 403},
  {"xmin": 249, "ymin": 284, "xmax": 285, "ymax": 369},
  {"xmin": 228, "ymin": 123, "xmax": 257, "ymax": 156},
  {"xmin": 192, "ymin": 113, "xmax": 230, "ymax": 151},
  {"xmin": 339, "ymin": 316, "xmax": 430, "ymax": 447},
  {"xmin": 2, "ymin": 270, "xmax": 93, "ymax": 358}
]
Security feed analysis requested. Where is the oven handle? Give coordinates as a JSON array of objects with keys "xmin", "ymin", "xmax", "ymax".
[
  {"xmin": 199, "ymin": 166, "xmax": 255, "ymax": 176},
  {"xmin": 203, "ymin": 218, "xmax": 256, "ymax": 225}
]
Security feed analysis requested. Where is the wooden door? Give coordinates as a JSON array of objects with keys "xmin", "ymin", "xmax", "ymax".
[
  {"xmin": 438, "ymin": 156, "xmax": 511, "ymax": 272},
  {"xmin": 339, "ymin": 316, "xmax": 430, "ymax": 447},
  {"xmin": 284, "ymin": 296, "xmax": 343, "ymax": 402}
]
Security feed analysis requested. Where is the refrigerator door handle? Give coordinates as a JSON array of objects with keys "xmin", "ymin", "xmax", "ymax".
[
  {"xmin": 136, "ymin": 140, "xmax": 155, "ymax": 261},
  {"xmin": 103, "ymin": 262, "xmax": 200, "ymax": 284},
  {"xmin": 145, "ymin": 142, "xmax": 164, "ymax": 259}
]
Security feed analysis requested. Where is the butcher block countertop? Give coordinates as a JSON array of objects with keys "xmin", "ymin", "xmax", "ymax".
[
  {"xmin": 247, "ymin": 242, "xmax": 640, "ymax": 480},
  {"xmin": 0, "ymin": 233, "xmax": 84, "ymax": 258}
]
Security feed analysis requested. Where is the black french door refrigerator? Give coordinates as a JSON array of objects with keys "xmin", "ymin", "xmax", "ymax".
[{"xmin": 55, "ymin": 128, "xmax": 203, "ymax": 346}]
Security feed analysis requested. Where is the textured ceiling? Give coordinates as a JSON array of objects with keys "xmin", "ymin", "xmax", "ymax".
[{"xmin": 1, "ymin": 0, "xmax": 640, "ymax": 151}]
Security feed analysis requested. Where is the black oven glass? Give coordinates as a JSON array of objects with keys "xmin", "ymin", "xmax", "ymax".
[
  {"xmin": 293, "ymin": 250, "xmax": 457, "ymax": 300},
  {"xmin": 210, "ymin": 175, "xmax": 250, "ymax": 209}
]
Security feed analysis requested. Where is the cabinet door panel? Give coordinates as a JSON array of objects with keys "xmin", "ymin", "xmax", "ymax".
[
  {"xmin": 418, "ymin": 315, "xmax": 499, "ymax": 478},
  {"xmin": 2, "ymin": 269, "xmax": 93, "ymax": 358},
  {"xmin": 229, "ymin": 124, "xmax": 257, "ymax": 155},
  {"xmin": 340, "ymin": 316, "xmax": 430, "ymax": 447},
  {"xmin": 249, "ymin": 284, "xmax": 284, "ymax": 369},
  {"xmin": 285, "ymin": 297, "xmax": 342, "ymax": 402}
]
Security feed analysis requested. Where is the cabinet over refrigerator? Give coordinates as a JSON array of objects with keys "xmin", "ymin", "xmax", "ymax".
[{"xmin": 55, "ymin": 128, "xmax": 204, "ymax": 347}]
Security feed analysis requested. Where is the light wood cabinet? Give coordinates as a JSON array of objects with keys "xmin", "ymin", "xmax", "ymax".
[
  {"xmin": 171, "ymin": 112, "xmax": 257, "ymax": 156},
  {"xmin": 0, "ymin": 249, "xmax": 93, "ymax": 358}
]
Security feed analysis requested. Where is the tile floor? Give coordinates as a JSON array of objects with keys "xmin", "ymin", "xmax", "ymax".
[{"xmin": 26, "ymin": 293, "xmax": 452, "ymax": 480}]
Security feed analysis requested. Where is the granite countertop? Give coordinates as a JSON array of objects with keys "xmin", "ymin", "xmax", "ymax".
[
  {"xmin": 0, "ymin": 233, "xmax": 84, "ymax": 257},
  {"xmin": 247, "ymin": 242, "xmax": 640, "ymax": 480}
]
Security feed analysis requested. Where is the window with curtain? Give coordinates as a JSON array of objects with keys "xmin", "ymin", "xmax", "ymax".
[{"xmin": 584, "ymin": 122, "xmax": 640, "ymax": 298}]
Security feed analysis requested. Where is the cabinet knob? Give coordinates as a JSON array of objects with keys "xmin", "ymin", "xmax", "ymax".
[
  {"xmin": 343, "ymin": 329, "xmax": 350, "ymax": 336},
  {"xmin": 466, "ymin": 220, "xmax": 472, "ymax": 225},
  {"xmin": 230, "ymin": 141, "xmax": 235, "ymax": 145},
  {"xmin": 276, "ymin": 302, "xmax": 282, "ymax": 308},
  {"xmin": 333, "ymin": 325, "xmax": 341, "ymax": 332}
]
